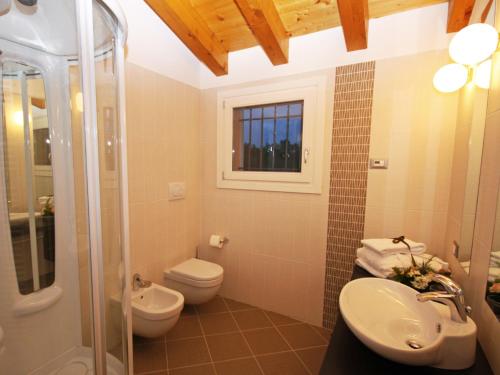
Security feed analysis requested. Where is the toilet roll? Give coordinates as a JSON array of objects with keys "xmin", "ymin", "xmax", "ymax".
[{"xmin": 209, "ymin": 235, "xmax": 224, "ymax": 249}]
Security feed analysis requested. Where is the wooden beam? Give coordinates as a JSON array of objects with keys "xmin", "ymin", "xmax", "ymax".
[
  {"xmin": 30, "ymin": 97, "xmax": 46, "ymax": 109},
  {"xmin": 233, "ymin": 0, "xmax": 289, "ymax": 65},
  {"xmin": 336, "ymin": 0, "xmax": 369, "ymax": 51},
  {"xmin": 144, "ymin": 0, "xmax": 228, "ymax": 76},
  {"xmin": 447, "ymin": 0, "xmax": 476, "ymax": 33}
]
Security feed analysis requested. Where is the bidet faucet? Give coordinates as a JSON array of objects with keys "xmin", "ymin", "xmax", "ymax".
[
  {"xmin": 132, "ymin": 273, "xmax": 152, "ymax": 291},
  {"xmin": 416, "ymin": 274, "xmax": 471, "ymax": 323}
]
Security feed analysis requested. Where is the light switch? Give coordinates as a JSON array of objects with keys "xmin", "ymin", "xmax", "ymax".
[
  {"xmin": 369, "ymin": 158, "xmax": 389, "ymax": 169},
  {"xmin": 168, "ymin": 182, "xmax": 186, "ymax": 200}
]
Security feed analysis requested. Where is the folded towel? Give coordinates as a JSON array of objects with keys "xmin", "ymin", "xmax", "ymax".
[
  {"xmin": 488, "ymin": 267, "xmax": 500, "ymax": 282},
  {"xmin": 491, "ymin": 251, "xmax": 500, "ymax": 261},
  {"xmin": 355, "ymin": 258, "xmax": 387, "ymax": 278},
  {"xmin": 356, "ymin": 247, "xmax": 449, "ymax": 278},
  {"xmin": 361, "ymin": 238, "xmax": 426, "ymax": 255}
]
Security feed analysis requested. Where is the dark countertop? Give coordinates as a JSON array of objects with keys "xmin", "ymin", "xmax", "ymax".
[{"xmin": 320, "ymin": 266, "xmax": 493, "ymax": 375}]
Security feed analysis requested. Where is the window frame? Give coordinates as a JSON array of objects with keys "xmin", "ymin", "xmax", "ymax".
[{"xmin": 217, "ymin": 76, "xmax": 326, "ymax": 194}]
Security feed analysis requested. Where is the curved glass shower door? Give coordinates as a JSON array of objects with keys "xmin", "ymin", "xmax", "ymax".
[{"xmin": 0, "ymin": 1, "xmax": 131, "ymax": 374}]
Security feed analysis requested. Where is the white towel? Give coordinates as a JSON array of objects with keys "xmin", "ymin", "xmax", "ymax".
[
  {"xmin": 488, "ymin": 267, "xmax": 500, "ymax": 282},
  {"xmin": 361, "ymin": 238, "xmax": 426, "ymax": 255},
  {"xmin": 355, "ymin": 258, "xmax": 387, "ymax": 278},
  {"xmin": 356, "ymin": 247, "xmax": 449, "ymax": 278}
]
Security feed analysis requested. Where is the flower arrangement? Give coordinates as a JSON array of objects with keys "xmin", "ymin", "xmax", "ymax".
[
  {"xmin": 390, "ymin": 257, "xmax": 450, "ymax": 292},
  {"xmin": 486, "ymin": 279, "xmax": 500, "ymax": 317},
  {"xmin": 388, "ymin": 235, "xmax": 451, "ymax": 292},
  {"xmin": 42, "ymin": 196, "xmax": 54, "ymax": 216}
]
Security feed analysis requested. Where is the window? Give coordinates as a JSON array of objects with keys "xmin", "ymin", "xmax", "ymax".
[
  {"xmin": 217, "ymin": 77, "xmax": 326, "ymax": 193},
  {"xmin": 232, "ymin": 101, "xmax": 304, "ymax": 173}
]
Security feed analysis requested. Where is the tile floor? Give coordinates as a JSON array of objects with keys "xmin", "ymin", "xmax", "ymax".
[{"xmin": 133, "ymin": 296, "xmax": 332, "ymax": 375}]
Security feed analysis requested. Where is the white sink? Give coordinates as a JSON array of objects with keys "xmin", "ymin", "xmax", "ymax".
[{"xmin": 339, "ymin": 278, "xmax": 477, "ymax": 369}]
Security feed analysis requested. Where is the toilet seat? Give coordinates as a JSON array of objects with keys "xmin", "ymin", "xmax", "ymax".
[{"xmin": 164, "ymin": 258, "xmax": 223, "ymax": 288}]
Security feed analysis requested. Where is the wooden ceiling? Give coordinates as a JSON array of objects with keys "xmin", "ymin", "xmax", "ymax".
[{"xmin": 145, "ymin": 0, "xmax": 484, "ymax": 76}]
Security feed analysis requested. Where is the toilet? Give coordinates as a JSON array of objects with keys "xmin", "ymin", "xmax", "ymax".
[
  {"xmin": 164, "ymin": 258, "xmax": 224, "ymax": 305},
  {"xmin": 130, "ymin": 283, "xmax": 184, "ymax": 338}
]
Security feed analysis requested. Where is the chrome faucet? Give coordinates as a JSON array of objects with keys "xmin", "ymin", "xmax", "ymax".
[
  {"xmin": 416, "ymin": 274, "xmax": 471, "ymax": 323},
  {"xmin": 132, "ymin": 273, "xmax": 152, "ymax": 291}
]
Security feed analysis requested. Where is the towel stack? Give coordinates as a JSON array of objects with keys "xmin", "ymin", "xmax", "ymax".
[{"xmin": 355, "ymin": 238, "xmax": 449, "ymax": 278}]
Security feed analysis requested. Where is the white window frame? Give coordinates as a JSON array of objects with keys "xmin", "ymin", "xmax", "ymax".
[{"xmin": 217, "ymin": 76, "xmax": 326, "ymax": 194}]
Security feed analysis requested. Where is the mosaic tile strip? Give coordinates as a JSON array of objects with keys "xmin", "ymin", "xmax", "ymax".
[{"xmin": 322, "ymin": 61, "xmax": 375, "ymax": 329}]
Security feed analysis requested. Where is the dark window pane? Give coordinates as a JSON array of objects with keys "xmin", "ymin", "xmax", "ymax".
[
  {"xmin": 262, "ymin": 119, "xmax": 275, "ymax": 170},
  {"xmin": 276, "ymin": 104, "xmax": 288, "ymax": 117},
  {"xmin": 232, "ymin": 100, "xmax": 303, "ymax": 173},
  {"xmin": 263, "ymin": 119, "xmax": 274, "ymax": 146},
  {"xmin": 288, "ymin": 118, "xmax": 302, "ymax": 172},
  {"xmin": 274, "ymin": 118, "xmax": 287, "ymax": 169},
  {"xmin": 251, "ymin": 107, "xmax": 262, "ymax": 118},
  {"xmin": 250, "ymin": 119, "xmax": 262, "ymax": 169},
  {"xmin": 289, "ymin": 103, "xmax": 302, "ymax": 116},
  {"xmin": 263, "ymin": 105, "xmax": 275, "ymax": 118}
]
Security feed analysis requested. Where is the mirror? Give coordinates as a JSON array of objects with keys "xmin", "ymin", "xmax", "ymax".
[
  {"xmin": 486, "ymin": 190, "xmax": 500, "ymax": 320},
  {"xmin": 454, "ymin": 88, "xmax": 488, "ymax": 273},
  {"xmin": 1, "ymin": 61, "xmax": 55, "ymax": 295}
]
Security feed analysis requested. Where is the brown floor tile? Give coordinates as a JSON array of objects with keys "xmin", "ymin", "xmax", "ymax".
[
  {"xmin": 265, "ymin": 311, "xmax": 300, "ymax": 326},
  {"xmin": 180, "ymin": 304, "xmax": 198, "ymax": 317},
  {"xmin": 257, "ymin": 352, "xmax": 308, "ymax": 375},
  {"xmin": 215, "ymin": 358, "xmax": 262, "ymax": 375},
  {"xmin": 169, "ymin": 364, "xmax": 216, "ymax": 375},
  {"xmin": 199, "ymin": 312, "xmax": 239, "ymax": 335},
  {"xmin": 165, "ymin": 316, "xmax": 203, "ymax": 341},
  {"xmin": 243, "ymin": 328, "xmax": 290, "ymax": 355},
  {"xmin": 133, "ymin": 341, "xmax": 167, "ymax": 374},
  {"xmin": 166, "ymin": 337, "xmax": 211, "ymax": 369},
  {"xmin": 224, "ymin": 298, "xmax": 256, "ymax": 311},
  {"xmin": 205, "ymin": 332, "xmax": 252, "ymax": 361},
  {"xmin": 196, "ymin": 296, "xmax": 228, "ymax": 314},
  {"xmin": 277, "ymin": 324, "xmax": 326, "ymax": 349},
  {"xmin": 311, "ymin": 325, "xmax": 332, "ymax": 342},
  {"xmin": 296, "ymin": 346, "xmax": 328, "ymax": 374},
  {"xmin": 233, "ymin": 309, "xmax": 273, "ymax": 330},
  {"xmin": 133, "ymin": 334, "xmax": 164, "ymax": 345}
]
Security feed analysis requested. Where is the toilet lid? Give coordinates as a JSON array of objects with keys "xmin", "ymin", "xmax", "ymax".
[{"xmin": 170, "ymin": 258, "xmax": 223, "ymax": 282}]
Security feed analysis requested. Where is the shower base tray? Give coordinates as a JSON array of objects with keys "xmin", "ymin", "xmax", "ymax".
[{"xmin": 31, "ymin": 345, "xmax": 123, "ymax": 375}]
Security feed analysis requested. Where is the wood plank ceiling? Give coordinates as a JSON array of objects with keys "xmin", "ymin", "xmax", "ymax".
[{"xmin": 145, "ymin": 0, "xmax": 480, "ymax": 76}]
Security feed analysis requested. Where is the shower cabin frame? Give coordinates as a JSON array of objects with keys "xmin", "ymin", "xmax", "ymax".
[
  {"xmin": 0, "ymin": 0, "xmax": 132, "ymax": 374},
  {"xmin": 75, "ymin": 0, "xmax": 132, "ymax": 373}
]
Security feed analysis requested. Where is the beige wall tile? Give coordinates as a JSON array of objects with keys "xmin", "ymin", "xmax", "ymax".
[
  {"xmin": 198, "ymin": 70, "xmax": 334, "ymax": 327},
  {"xmin": 366, "ymin": 50, "xmax": 458, "ymax": 258},
  {"xmin": 125, "ymin": 62, "xmax": 201, "ymax": 284}
]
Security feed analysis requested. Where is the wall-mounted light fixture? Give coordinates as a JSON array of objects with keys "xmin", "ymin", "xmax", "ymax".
[{"xmin": 434, "ymin": 23, "xmax": 499, "ymax": 93}]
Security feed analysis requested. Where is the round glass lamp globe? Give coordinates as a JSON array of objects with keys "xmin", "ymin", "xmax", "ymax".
[
  {"xmin": 433, "ymin": 64, "xmax": 468, "ymax": 93},
  {"xmin": 473, "ymin": 59, "xmax": 492, "ymax": 89},
  {"xmin": 449, "ymin": 23, "xmax": 499, "ymax": 66}
]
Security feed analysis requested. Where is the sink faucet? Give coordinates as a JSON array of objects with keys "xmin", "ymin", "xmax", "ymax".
[
  {"xmin": 132, "ymin": 273, "xmax": 152, "ymax": 291},
  {"xmin": 416, "ymin": 274, "xmax": 471, "ymax": 323}
]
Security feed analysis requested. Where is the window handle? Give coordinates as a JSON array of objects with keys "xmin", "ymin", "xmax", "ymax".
[{"xmin": 304, "ymin": 148, "xmax": 310, "ymax": 164}]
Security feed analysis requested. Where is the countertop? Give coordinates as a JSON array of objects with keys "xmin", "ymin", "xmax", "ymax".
[{"xmin": 320, "ymin": 266, "xmax": 493, "ymax": 375}]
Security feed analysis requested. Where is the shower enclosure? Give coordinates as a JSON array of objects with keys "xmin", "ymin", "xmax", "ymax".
[{"xmin": 0, "ymin": 0, "xmax": 131, "ymax": 374}]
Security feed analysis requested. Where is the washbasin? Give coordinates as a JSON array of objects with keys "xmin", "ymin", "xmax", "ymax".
[{"xmin": 339, "ymin": 278, "xmax": 477, "ymax": 369}]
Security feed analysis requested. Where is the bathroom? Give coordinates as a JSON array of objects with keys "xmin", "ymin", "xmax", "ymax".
[{"xmin": 0, "ymin": 0, "xmax": 499, "ymax": 374}]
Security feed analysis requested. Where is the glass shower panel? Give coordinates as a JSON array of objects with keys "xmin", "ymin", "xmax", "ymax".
[
  {"xmin": 92, "ymin": 0, "xmax": 127, "ymax": 364},
  {"xmin": 2, "ymin": 62, "xmax": 55, "ymax": 295}
]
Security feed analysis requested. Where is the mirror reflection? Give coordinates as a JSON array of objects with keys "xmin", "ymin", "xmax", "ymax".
[
  {"xmin": 2, "ymin": 61, "xmax": 55, "ymax": 295},
  {"xmin": 456, "ymin": 89, "xmax": 488, "ymax": 274},
  {"xmin": 485, "ymin": 190, "xmax": 500, "ymax": 320}
]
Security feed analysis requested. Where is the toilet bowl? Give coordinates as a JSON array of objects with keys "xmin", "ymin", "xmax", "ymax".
[
  {"xmin": 164, "ymin": 258, "xmax": 223, "ymax": 305},
  {"xmin": 131, "ymin": 283, "xmax": 184, "ymax": 338}
]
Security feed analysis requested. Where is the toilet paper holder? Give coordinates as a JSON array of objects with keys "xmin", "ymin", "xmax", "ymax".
[{"xmin": 209, "ymin": 234, "xmax": 229, "ymax": 248}]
